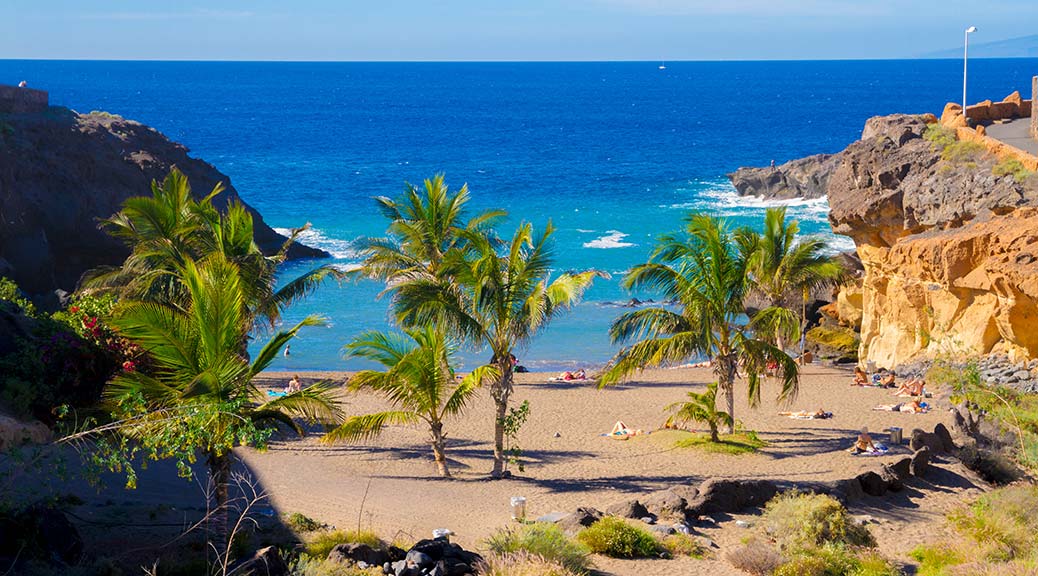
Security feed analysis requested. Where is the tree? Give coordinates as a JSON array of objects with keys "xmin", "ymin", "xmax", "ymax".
[
  {"xmin": 88, "ymin": 168, "xmax": 338, "ymax": 338},
  {"xmin": 103, "ymin": 254, "xmax": 342, "ymax": 548},
  {"xmin": 599, "ymin": 213, "xmax": 797, "ymax": 434},
  {"xmin": 664, "ymin": 382, "xmax": 732, "ymax": 443},
  {"xmin": 410, "ymin": 222, "xmax": 603, "ymax": 478},
  {"xmin": 744, "ymin": 207, "xmax": 844, "ymax": 353},
  {"xmin": 324, "ymin": 327, "xmax": 496, "ymax": 478}
]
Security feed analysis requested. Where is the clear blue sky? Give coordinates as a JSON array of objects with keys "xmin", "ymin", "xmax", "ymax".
[{"xmin": 3, "ymin": 1, "xmax": 1037, "ymax": 61}]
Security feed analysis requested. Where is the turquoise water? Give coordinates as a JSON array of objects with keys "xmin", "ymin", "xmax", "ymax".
[{"xmin": 3, "ymin": 59, "xmax": 1035, "ymax": 370}]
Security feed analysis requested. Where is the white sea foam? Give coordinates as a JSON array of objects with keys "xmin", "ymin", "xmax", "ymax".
[
  {"xmin": 583, "ymin": 230, "xmax": 635, "ymax": 249},
  {"xmin": 273, "ymin": 227, "xmax": 361, "ymax": 260},
  {"xmin": 575, "ymin": 228, "xmax": 596, "ymax": 233},
  {"xmin": 821, "ymin": 234, "xmax": 857, "ymax": 255}
]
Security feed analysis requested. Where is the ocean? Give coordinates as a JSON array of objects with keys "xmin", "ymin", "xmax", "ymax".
[{"xmin": 3, "ymin": 59, "xmax": 1036, "ymax": 371}]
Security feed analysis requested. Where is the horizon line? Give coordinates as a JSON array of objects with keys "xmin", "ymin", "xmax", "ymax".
[{"xmin": 3, "ymin": 56, "xmax": 1037, "ymax": 64}]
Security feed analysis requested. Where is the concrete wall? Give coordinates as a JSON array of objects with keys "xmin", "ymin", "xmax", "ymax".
[
  {"xmin": 0, "ymin": 84, "xmax": 48, "ymax": 113},
  {"xmin": 940, "ymin": 90, "xmax": 1038, "ymax": 171}
]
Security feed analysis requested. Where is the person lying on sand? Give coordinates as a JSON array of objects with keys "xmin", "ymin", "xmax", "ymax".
[
  {"xmin": 551, "ymin": 369, "xmax": 588, "ymax": 382},
  {"xmin": 893, "ymin": 377, "xmax": 925, "ymax": 397},
  {"xmin": 849, "ymin": 427, "xmax": 876, "ymax": 454},
  {"xmin": 605, "ymin": 421, "xmax": 643, "ymax": 439},
  {"xmin": 872, "ymin": 399, "xmax": 928, "ymax": 413},
  {"xmin": 853, "ymin": 366, "xmax": 868, "ymax": 386},
  {"xmin": 690, "ymin": 359, "xmax": 712, "ymax": 368},
  {"xmin": 779, "ymin": 408, "xmax": 833, "ymax": 420}
]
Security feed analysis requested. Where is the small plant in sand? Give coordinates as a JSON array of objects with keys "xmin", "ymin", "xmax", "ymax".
[
  {"xmin": 576, "ymin": 517, "xmax": 663, "ymax": 559},
  {"xmin": 500, "ymin": 400, "xmax": 530, "ymax": 473},
  {"xmin": 484, "ymin": 523, "xmax": 592, "ymax": 574},
  {"xmin": 325, "ymin": 326, "xmax": 497, "ymax": 478},
  {"xmin": 305, "ymin": 528, "xmax": 384, "ymax": 559},
  {"xmin": 476, "ymin": 550, "xmax": 581, "ymax": 576},
  {"xmin": 764, "ymin": 491, "xmax": 875, "ymax": 550},
  {"xmin": 664, "ymin": 382, "xmax": 731, "ymax": 443},
  {"xmin": 286, "ymin": 512, "xmax": 324, "ymax": 533},
  {"xmin": 660, "ymin": 532, "xmax": 706, "ymax": 558},
  {"xmin": 726, "ymin": 536, "xmax": 785, "ymax": 575}
]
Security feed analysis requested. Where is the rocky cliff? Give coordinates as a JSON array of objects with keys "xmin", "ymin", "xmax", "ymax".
[
  {"xmin": 727, "ymin": 153, "xmax": 840, "ymax": 200},
  {"xmin": 0, "ymin": 107, "xmax": 328, "ymax": 301},
  {"xmin": 827, "ymin": 114, "xmax": 1038, "ymax": 367}
]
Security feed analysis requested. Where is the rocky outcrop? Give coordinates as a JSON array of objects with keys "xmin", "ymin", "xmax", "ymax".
[
  {"xmin": 0, "ymin": 106, "xmax": 327, "ymax": 301},
  {"xmin": 727, "ymin": 153, "xmax": 840, "ymax": 200},
  {"xmin": 827, "ymin": 113, "xmax": 1038, "ymax": 367}
]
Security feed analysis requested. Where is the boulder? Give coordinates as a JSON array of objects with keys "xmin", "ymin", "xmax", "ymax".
[
  {"xmin": 879, "ymin": 464, "xmax": 905, "ymax": 492},
  {"xmin": 887, "ymin": 457, "xmax": 912, "ymax": 480},
  {"xmin": 642, "ymin": 489, "xmax": 688, "ymax": 521},
  {"xmin": 727, "ymin": 153, "xmax": 840, "ymax": 200},
  {"xmin": 855, "ymin": 470, "xmax": 888, "ymax": 497},
  {"xmin": 241, "ymin": 546, "xmax": 289, "ymax": 576},
  {"xmin": 910, "ymin": 447, "xmax": 931, "ymax": 477},
  {"xmin": 933, "ymin": 423, "xmax": 956, "ymax": 452},
  {"xmin": 605, "ymin": 499, "xmax": 650, "ymax": 519},
  {"xmin": 556, "ymin": 507, "xmax": 603, "ymax": 533},
  {"xmin": 685, "ymin": 478, "xmax": 778, "ymax": 517},
  {"xmin": 329, "ymin": 542, "xmax": 390, "ymax": 566},
  {"xmin": 910, "ymin": 429, "xmax": 946, "ymax": 454},
  {"xmin": 668, "ymin": 483, "xmax": 700, "ymax": 503}
]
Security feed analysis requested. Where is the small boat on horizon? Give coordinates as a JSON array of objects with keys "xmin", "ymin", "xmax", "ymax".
[{"xmin": 658, "ymin": 62, "xmax": 666, "ymax": 70}]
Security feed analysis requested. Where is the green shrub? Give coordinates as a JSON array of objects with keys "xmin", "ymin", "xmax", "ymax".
[
  {"xmin": 764, "ymin": 492, "xmax": 875, "ymax": 551},
  {"xmin": 575, "ymin": 517, "xmax": 662, "ymax": 558},
  {"xmin": 992, "ymin": 158, "xmax": 1034, "ymax": 183},
  {"xmin": 475, "ymin": 551, "xmax": 581, "ymax": 576},
  {"xmin": 910, "ymin": 544, "xmax": 962, "ymax": 576},
  {"xmin": 941, "ymin": 140, "xmax": 985, "ymax": 164},
  {"xmin": 484, "ymin": 523, "xmax": 591, "ymax": 574},
  {"xmin": 0, "ymin": 276, "xmax": 36, "ymax": 316},
  {"xmin": 773, "ymin": 544, "xmax": 899, "ymax": 576},
  {"xmin": 923, "ymin": 124, "xmax": 957, "ymax": 148},
  {"xmin": 286, "ymin": 512, "xmax": 323, "ymax": 533},
  {"xmin": 305, "ymin": 529, "xmax": 383, "ymax": 559},
  {"xmin": 805, "ymin": 326, "xmax": 859, "ymax": 362},
  {"xmin": 660, "ymin": 532, "xmax": 705, "ymax": 558}
]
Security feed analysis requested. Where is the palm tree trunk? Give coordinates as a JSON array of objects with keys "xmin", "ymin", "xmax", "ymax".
[
  {"xmin": 206, "ymin": 450, "xmax": 232, "ymax": 563},
  {"xmin": 490, "ymin": 358, "xmax": 514, "ymax": 479},
  {"xmin": 430, "ymin": 421, "xmax": 452, "ymax": 478},
  {"xmin": 719, "ymin": 355, "xmax": 737, "ymax": 435},
  {"xmin": 709, "ymin": 421, "xmax": 720, "ymax": 443}
]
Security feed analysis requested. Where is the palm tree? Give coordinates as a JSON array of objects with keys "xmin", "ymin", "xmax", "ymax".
[
  {"xmin": 744, "ymin": 207, "xmax": 844, "ymax": 353},
  {"xmin": 89, "ymin": 168, "xmax": 338, "ymax": 336},
  {"xmin": 400, "ymin": 222, "xmax": 604, "ymax": 477},
  {"xmin": 104, "ymin": 254, "xmax": 342, "ymax": 548},
  {"xmin": 664, "ymin": 382, "xmax": 732, "ymax": 443},
  {"xmin": 324, "ymin": 327, "xmax": 496, "ymax": 478},
  {"xmin": 599, "ymin": 213, "xmax": 797, "ymax": 434}
]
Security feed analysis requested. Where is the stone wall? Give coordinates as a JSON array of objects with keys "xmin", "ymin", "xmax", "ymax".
[
  {"xmin": 940, "ymin": 91, "xmax": 1038, "ymax": 172},
  {"xmin": 1032, "ymin": 76, "xmax": 1037, "ymax": 140},
  {"xmin": 0, "ymin": 84, "xmax": 48, "ymax": 113}
]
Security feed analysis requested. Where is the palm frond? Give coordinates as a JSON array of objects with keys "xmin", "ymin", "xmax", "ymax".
[{"xmin": 321, "ymin": 411, "xmax": 419, "ymax": 444}]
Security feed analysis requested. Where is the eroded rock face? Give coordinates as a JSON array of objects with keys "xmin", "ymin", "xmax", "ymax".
[
  {"xmin": 727, "ymin": 153, "xmax": 841, "ymax": 200},
  {"xmin": 0, "ymin": 107, "xmax": 327, "ymax": 300},
  {"xmin": 827, "ymin": 114, "xmax": 1038, "ymax": 367}
]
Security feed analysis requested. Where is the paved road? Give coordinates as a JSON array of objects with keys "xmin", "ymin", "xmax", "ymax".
[{"xmin": 984, "ymin": 117, "xmax": 1038, "ymax": 155}]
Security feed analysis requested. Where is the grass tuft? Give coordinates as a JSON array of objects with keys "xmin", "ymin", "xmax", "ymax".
[
  {"xmin": 476, "ymin": 551, "xmax": 583, "ymax": 576},
  {"xmin": 673, "ymin": 430, "xmax": 767, "ymax": 455},
  {"xmin": 764, "ymin": 491, "xmax": 875, "ymax": 550},
  {"xmin": 305, "ymin": 529, "xmax": 383, "ymax": 559},
  {"xmin": 484, "ymin": 523, "xmax": 592, "ymax": 574}
]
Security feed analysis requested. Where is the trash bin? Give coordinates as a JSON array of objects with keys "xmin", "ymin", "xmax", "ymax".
[
  {"xmin": 888, "ymin": 427, "xmax": 902, "ymax": 445},
  {"xmin": 510, "ymin": 496, "xmax": 527, "ymax": 521}
]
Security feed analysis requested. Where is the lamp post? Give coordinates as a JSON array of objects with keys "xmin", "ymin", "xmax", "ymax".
[{"xmin": 963, "ymin": 26, "xmax": 977, "ymax": 123}]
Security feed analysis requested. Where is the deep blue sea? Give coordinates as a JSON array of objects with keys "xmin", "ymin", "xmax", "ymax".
[{"xmin": 3, "ymin": 59, "xmax": 1036, "ymax": 371}]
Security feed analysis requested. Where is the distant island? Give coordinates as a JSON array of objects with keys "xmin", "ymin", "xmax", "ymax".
[{"xmin": 923, "ymin": 33, "xmax": 1038, "ymax": 59}]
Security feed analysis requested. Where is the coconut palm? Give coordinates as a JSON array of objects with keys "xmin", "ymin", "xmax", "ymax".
[
  {"xmin": 664, "ymin": 382, "xmax": 732, "ymax": 443},
  {"xmin": 324, "ymin": 327, "xmax": 496, "ymax": 478},
  {"xmin": 88, "ymin": 168, "xmax": 338, "ymax": 334},
  {"xmin": 744, "ymin": 207, "xmax": 844, "ymax": 353},
  {"xmin": 599, "ymin": 213, "xmax": 797, "ymax": 433},
  {"xmin": 399, "ymin": 222, "xmax": 604, "ymax": 477},
  {"xmin": 104, "ymin": 254, "xmax": 342, "ymax": 547}
]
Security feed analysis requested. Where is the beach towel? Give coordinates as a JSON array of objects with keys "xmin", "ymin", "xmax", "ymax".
[
  {"xmin": 852, "ymin": 443, "xmax": 889, "ymax": 456},
  {"xmin": 266, "ymin": 390, "xmax": 287, "ymax": 397}
]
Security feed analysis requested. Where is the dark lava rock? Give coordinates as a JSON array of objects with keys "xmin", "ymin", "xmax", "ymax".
[
  {"xmin": 685, "ymin": 478, "xmax": 778, "ymax": 517},
  {"xmin": 910, "ymin": 446, "xmax": 931, "ymax": 477},
  {"xmin": 329, "ymin": 542, "xmax": 390, "ymax": 566},
  {"xmin": 727, "ymin": 153, "xmax": 840, "ymax": 200},
  {"xmin": 556, "ymin": 507, "xmax": 603, "ymax": 533},
  {"xmin": 240, "ymin": 546, "xmax": 289, "ymax": 576},
  {"xmin": 605, "ymin": 499, "xmax": 650, "ymax": 519},
  {"xmin": 642, "ymin": 489, "xmax": 688, "ymax": 521}
]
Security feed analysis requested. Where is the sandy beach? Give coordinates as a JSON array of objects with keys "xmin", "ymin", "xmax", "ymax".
[{"xmin": 227, "ymin": 365, "xmax": 981, "ymax": 575}]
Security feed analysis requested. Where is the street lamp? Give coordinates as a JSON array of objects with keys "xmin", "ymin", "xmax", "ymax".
[{"xmin": 963, "ymin": 26, "xmax": 977, "ymax": 123}]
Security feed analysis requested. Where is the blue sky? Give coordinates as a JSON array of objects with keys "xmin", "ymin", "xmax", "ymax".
[{"xmin": 3, "ymin": 1, "xmax": 1037, "ymax": 61}]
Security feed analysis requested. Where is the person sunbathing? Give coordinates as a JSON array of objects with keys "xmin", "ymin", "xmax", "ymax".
[
  {"xmin": 873, "ymin": 399, "xmax": 927, "ymax": 413},
  {"xmin": 878, "ymin": 372, "xmax": 896, "ymax": 388},
  {"xmin": 849, "ymin": 427, "xmax": 876, "ymax": 454},
  {"xmin": 853, "ymin": 366, "xmax": 868, "ymax": 386},
  {"xmin": 608, "ymin": 421, "xmax": 643, "ymax": 438},
  {"xmin": 557, "ymin": 369, "xmax": 588, "ymax": 381},
  {"xmin": 893, "ymin": 377, "xmax": 925, "ymax": 397},
  {"xmin": 779, "ymin": 408, "xmax": 832, "ymax": 419},
  {"xmin": 285, "ymin": 374, "xmax": 302, "ymax": 393}
]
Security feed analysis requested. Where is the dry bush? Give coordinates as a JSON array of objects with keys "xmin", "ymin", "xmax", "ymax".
[
  {"xmin": 725, "ymin": 537, "xmax": 784, "ymax": 575},
  {"xmin": 476, "ymin": 551, "xmax": 582, "ymax": 576}
]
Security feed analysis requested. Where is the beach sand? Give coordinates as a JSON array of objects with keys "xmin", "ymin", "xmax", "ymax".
[{"xmin": 237, "ymin": 365, "xmax": 982, "ymax": 575}]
